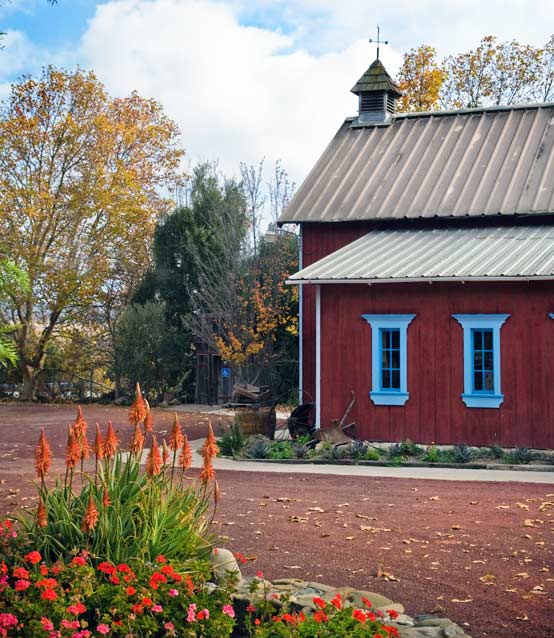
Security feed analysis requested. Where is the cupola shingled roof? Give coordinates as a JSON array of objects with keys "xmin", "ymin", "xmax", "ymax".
[{"xmin": 351, "ymin": 58, "xmax": 402, "ymax": 97}]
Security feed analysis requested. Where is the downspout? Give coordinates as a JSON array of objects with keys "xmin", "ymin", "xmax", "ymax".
[
  {"xmin": 298, "ymin": 226, "xmax": 303, "ymax": 404},
  {"xmin": 315, "ymin": 284, "xmax": 321, "ymax": 429}
]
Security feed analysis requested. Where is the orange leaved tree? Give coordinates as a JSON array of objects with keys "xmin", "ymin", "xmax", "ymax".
[{"xmin": 0, "ymin": 67, "xmax": 184, "ymax": 399}]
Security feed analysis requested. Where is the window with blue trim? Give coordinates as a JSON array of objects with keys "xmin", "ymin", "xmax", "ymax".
[
  {"xmin": 453, "ymin": 314, "xmax": 509, "ymax": 409},
  {"xmin": 471, "ymin": 329, "xmax": 494, "ymax": 393},
  {"xmin": 380, "ymin": 328, "xmax": 401, "ymax": 391},
  {"xmin": 362, "ymin": 314, "xmax": 415, "ymax": 406}
]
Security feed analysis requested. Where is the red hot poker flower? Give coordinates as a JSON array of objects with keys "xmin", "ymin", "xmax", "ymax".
[
  {"xmin": 169, "ymin": 413, "xmax": 184, "ymax": 451},
  {"xmin": 130, "ymin": 423, "xmax": 145, "ymax": 455},
  {"xmin": 146, "ymin": 436, "xmax": 162, "ymax": 477},
  {"xmin": 93, "ymin": 423, "xmax": 104, "ymax": 460},
  {"xmin": 65, "ymin": 426, "xmax": 80, "ymax": 470},
  {"xmin": 162, "ymin": 439, "xmax": 170, "ymax": 465},
  {"xmin": 199, "ymin": 455, "xmax": 215, "ymax": 484},
  {"xmin": 144, "ymin": 399, "xmax": 153, "ymax": 432},
  {"xmin": 178, "ymin": 434, "xmax": 192, "ymax": 470},
  {"xmin": 35, "ymin": 429, "xmax": 52, "ymax": 479},
  {"xmin": 37, "ymin": 497, "xmax": 47, "ymax": 528},
  {"xmin": 81, "ymin": 495, "xmax": 99, "ymax": 532},
  {"xmin": 200, "ymin": 421, "xmax": 219, "ymax": 461},
  {"xmin": 128, "ymin": 382, "xmax": 146, "ymax": 426},
  {"xmin": 103, "ymin": 421, "xmax": 119, "ymax": 458}
]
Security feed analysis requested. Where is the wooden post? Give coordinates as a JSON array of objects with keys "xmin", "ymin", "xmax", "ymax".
[{"xmin": 315, "ymin": 284, "xmax": 321, "ymax": 430}]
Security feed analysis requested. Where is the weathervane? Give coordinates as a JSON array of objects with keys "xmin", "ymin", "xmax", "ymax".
[{"xmin": 369, "ymin": 25, "xmax": 388, "ymax": 60}]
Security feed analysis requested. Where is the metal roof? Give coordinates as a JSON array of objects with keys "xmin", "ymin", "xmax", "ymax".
[
  {"xmin": 279, "ymin": 104, "xmax": 554, "ymax": 223},
  {"xmin": 287, "ymin": 225, "xmax": 554, "ymax": 283}
]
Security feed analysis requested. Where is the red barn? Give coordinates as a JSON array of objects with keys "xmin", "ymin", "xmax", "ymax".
[{"xmin": 279, "ymin": 57, "xmax": 554, "ymax": 449}]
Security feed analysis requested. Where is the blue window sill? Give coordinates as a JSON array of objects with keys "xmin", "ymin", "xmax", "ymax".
[
  {"xmin": 370, "ymin": 391, "xmax": 409, "ymax": 406},
  {"xmin": 462, "ymin": 393, "xmax": 504, "ymax": 409}
]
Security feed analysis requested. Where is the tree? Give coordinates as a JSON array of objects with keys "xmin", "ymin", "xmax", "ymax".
[
  {"xmin": 0, "ymin": 67, "xmax": 183, "ymax": 399},
  {"xmin": 397, "ymin": 35, "xmax": 553, "ymax": 112},
  {"xmin": 188, "ymin": 162, "xmax": 298, "ymax": 388},
  {"xmin": 397, "ymin": 45, "xmax": 445, "ymax": 112},
  {"xmin": 0, "ymin": 259, "xmax": 29, "ymax": 367},
  {"xmin": 115, "ymin": 302, "xmax": 189, "ymax": 398}
]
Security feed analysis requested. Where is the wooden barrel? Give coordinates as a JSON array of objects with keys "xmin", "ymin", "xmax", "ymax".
[{"xmin": 236, "ymin": 405, "xmax": 276, "ymax": 440}]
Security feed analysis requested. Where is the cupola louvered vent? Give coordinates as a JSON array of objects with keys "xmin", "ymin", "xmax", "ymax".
[{"xmin": 351, "ymin": 58, "xmax": 402, "ymax": 125}]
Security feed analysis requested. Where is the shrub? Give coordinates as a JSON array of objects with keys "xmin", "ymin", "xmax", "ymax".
[
  {"xmin": 452, "ymin": 444, "xmax": 473, "ymax": 464},
  {"xmin": 364, "ymin": 448, "xmax": 380, "ymax": 461},
  {"xmin": 218, "ymin": 419, "xmax": 245, "ymax": 457},
  {"xmin": 292, "ymin": 440, "xmax": 310, "ymax": 459},
  {"xmin": 245, "ymin": 435, "xmax": 271, "ymax": 459},
  {"xmin": 18, "ymin": 389, "xmax": 218, "ymax": 567},
  {"xmin": 398, "ymin": 439, "xmax": 424, "ymax": 457},
  {"xmin": 387, "ymin": 443, "xmax": 404, "ymax": 460},
  {"xmin": 486, "ymin": 444, "xmax": 504, "ymax": 459},
  {"xmin": 423, "ymin": 444, "xmax": 440, "ymax": 463},
  {"xmin": 267, "ymin": 441, "xmax": 294, "ymax": 460},
  {"xmin": 319, "ymin": 443, "xmax": 346, "ymax": 461},
  {"xmin": 505, "ymin": 447, "xmax": 533, "ymax": 465},
  {"xmin": 344, "ymin": 440, "xmax": 368, "ymax": 460}
]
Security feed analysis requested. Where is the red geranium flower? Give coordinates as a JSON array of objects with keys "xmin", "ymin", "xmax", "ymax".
[
  {"xmin": 24, "ymin": 551, "xmax": 42, "ymax": 565},
  {"xmin": 41, "ymin": 588, "xmax": 57, "ymax": 601},
  {"xmin": 12, "ymin": 567, "xmax": 29, "ymax": 579},
  {"xmin": 125, "ymin": 586, "xmax": 136, "ymax": 596}
]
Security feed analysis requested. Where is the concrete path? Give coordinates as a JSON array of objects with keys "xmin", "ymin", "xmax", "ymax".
[{"xmin": 189, "ymin": 439, "xmax": 554, "ymax": 484}]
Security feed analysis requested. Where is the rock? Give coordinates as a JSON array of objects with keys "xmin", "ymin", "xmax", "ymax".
[
  {"xmin": 168, "ymin": 398, "xmax": 181, "ymax": 406},
  {"xmin": 347, "ymin": 590, "xmax": 394, "ymax": 609},
  {"xmin": 415, "ymin": 619, "xmax": 454, "ymax": 629},
  {"xmin": 392, "ymin": 614, "xmax": 414, "ymax": 626},
  {"xmin": 290, "ymin": 594, "xmax": 321, "ymax": 611},
  {"xmin": 306, "ymin": 581, "xmax": 337, "ymax": 592},
  {"xmin": 411, "ymin": 629, "xmax": 443, "ymax": 638},
  {"xmin": 159, "ymin": 400, "xmax": 169, "ymax": 408},
  {"xmin": 273, "ymin": 578, "xmax": 306, "ymax": 587},
  {"xmin": 442, "ymin": 625, "xmax": 466, "ymax": 637},
  {"xmin": 210, "ymin": 548, "xmax": 243, "ymax": 583}
]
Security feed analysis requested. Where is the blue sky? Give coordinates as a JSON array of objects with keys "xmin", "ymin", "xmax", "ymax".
[{"xmin": 1, "ymin": 0, "xmax": 553, "ymax": 184}]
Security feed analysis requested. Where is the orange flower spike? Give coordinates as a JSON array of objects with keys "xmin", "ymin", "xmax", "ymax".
[
  {"xmin": 72, "ymin": 405, "xmax": 88, "ymax": 438},
  {"xmin": 102, "ymin": 486, "xmax": 111, "ymax": 508},
  {"xmin": 130, "ymin": 423, "xmax": 145, "ymax": 455},
  {"xmin": 169, "ymin": 412, "xmax": 184, "ymax": 452},
  {"xmin": 146, "ymin": 435, "xmax": 162, "ymax": 477},
  {"xmin": 82, "ymin": 495, "xmax": 99, "ymax": 532},
  {"xmin": 65, "ymin": 426, "xmax": 79, "ymax": 470},
  {"xmin": 162, "ymin": 439, "xmax": 170, "ymax": 465},
  {"xmin": 128, "ymin": 382, "xmax": 146, "ymax": 426},
  {"xmin": 37, "ymin": 497, "xmax": 47, "ymax": 528},
  {"xmin": 143, "ymin": 399, "xmax": 153, "ymax": 433},
  {"xmin": 179, "ymin": 434, "xmax": 192, "ymax": 470},
  {"xmin": 200, "ymin": 421, "xmax": 219, "ymax": 461},
  {"xmin": 35, "ymin": 428, "xmax": 52, "ymax": 479},
  {"xmin": 199, "ymin": 455, "xmax": 216, "ymax": 484},
  {"xmin": 93, "ymin": 423, "xmax": 104, "ymax": 460},
  {"xmin": 103, "ymin": 421, "xmax": 119, "ymax": 458},
  {"xmin": 79, "ymin": 431, "xmax": 91, "ymax": 462}
]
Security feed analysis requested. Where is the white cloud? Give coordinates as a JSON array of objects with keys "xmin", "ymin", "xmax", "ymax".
[{"xmin": 80, "ymin": 0, "xmax": 402, "ymax": 183}]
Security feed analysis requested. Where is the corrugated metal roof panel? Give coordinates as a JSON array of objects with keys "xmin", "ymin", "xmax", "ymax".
[
  {"xmin": 279, "ymin": 104, "xmax": 554, "ymax": 223},
  {"xmin": 288, "ymin": 225, "xmax": 554, "ymax": 282}
]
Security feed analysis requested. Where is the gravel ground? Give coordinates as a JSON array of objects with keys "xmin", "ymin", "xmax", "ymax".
[{"xmin": 0, "ymin": 403, "xmax": 553, "ymax": 638}]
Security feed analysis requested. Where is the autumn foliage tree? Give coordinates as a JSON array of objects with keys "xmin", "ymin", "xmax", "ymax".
[
  {"xmin": 397, "ymin": 34, "xmax": 554, "ymax": 112},
  {"xmin": 0, "ymin": 67, "xmax": 183, "ymax": 398}
]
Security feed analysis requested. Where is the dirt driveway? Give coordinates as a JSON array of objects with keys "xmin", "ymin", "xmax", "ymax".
[{"xmin": 0, "ymin": 403, "xmax": 553, "ymax": 638}]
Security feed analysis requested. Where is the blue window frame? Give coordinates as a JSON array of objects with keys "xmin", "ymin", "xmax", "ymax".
[
  {"xmin": 453, "ymin": 314, "xmax": 509, "ymax": 408},
  {"xmin": 362, "ymin": 314, "xmax": 415, "ymax": 406},
  {"xmin": 380, "ymin": 328, "xmax": 401, "ymax": 391}
]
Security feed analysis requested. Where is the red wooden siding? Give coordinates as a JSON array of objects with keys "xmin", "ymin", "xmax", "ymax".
[{"xmin": 301, "ymin": 223, "xmax": 554, "ymax": 448}]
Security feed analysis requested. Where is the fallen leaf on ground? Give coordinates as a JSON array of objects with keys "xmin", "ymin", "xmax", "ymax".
[
  {"xmin": 516, "ymin": 613, "xmax": 529, "ymax": 621},
  {"xmin": 451, "ymin": 598, "xmax": 472, "ymax": 603}
]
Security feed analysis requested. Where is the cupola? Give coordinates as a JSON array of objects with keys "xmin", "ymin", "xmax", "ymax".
[{"xmin": 351, "ymin": 58, "xmax": 402, "ymax": 125}]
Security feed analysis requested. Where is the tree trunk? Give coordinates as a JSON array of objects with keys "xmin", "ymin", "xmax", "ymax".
[{"xmin": 20, "ymin": 364, "xmax": 43, "ymax": 401}]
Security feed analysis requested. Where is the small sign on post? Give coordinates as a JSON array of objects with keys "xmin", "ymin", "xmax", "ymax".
[{"xmin": 221, "ymin": 367, "xmax": 230, "ymax": 378}]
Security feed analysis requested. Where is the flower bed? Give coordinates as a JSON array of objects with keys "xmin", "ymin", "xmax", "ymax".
[
  {"xmin": 219, "ymin": 427, "xmax": 554, "ymax": 469},
  {"xmin": 0, "ymin": 388, "xmax": 423, "ymax": 637}
]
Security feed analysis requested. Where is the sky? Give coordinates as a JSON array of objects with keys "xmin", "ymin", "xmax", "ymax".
[{"xmin": 1, "ymin": 0, "xmax": 553, "ymax": 186}]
